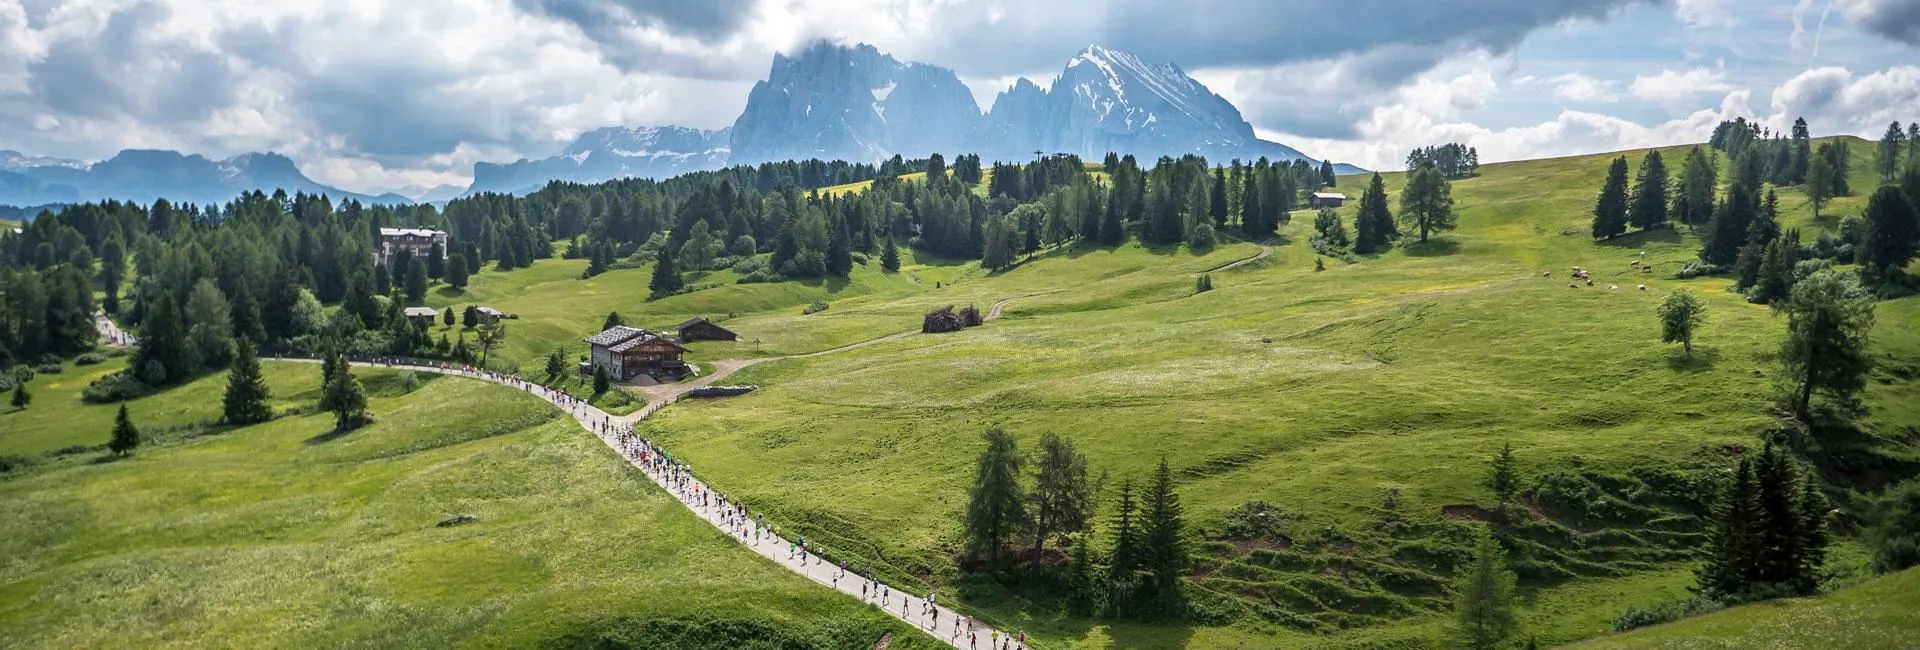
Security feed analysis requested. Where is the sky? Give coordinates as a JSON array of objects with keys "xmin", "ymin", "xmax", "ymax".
[{"xmin": 0, "ymin": 0, "xmax": 1916, "ymax": 196}]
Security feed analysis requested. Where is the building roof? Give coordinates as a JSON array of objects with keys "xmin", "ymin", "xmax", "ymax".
[
  {"xmin": 404, "ymin": 307, "xmax": 438, "ymax": 317},
  {"xmin": 379, "ymin": 227, "xmax": 446, "ymax": 238},
  {"xmin": 677, "ymin": 317, "xmax": 709, "ymax": 330},
  {"xmin": 1312, "ymin": 192, "xmax": 1345, "ymax": 200},
  {"xmin": 476, "ymin": 306, "xmax": 504, "ymax": 316},
  {"xmin": 585, "ymin": 325, "xmax": 647, "ymax": 347},
  {"xmin": 608, "ymin": 333, "xmax": 686, "ymax": 354}
]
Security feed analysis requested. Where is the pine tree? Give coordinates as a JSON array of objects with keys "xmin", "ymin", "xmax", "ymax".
[
  {"xmin": 9, "ymin": 382, "xmax": 27, "ymax": 410},
  {"xmin": 602, "ymin": 311, "xmax": 624, "ymax": 330},
  {"xmin": 1488, "ymin": 442, "xmax": 1518, "ymax": 519},
  {"xmin": 592, "ymin": 363, "xmax": 610, "ymax": 395},
  {"xmin": 1857, "ymin": 185, "xmax": 1918, "ymax": 283},
  {"xmin": 1806, "ymin": 149, "xmax": 1833, "ymax": 219},
  {"xmin": 1754, "ymin": 443, "xmax": 1805, "ymax": 587},
  {"xmin": 648, "ymin": 247, "xmax": 683, "ymax": 299},
  {"xmin": 1879, "ymin": 121, "xmax": 1906, "ymax": 182},
  {"xmin": 881, "ymin": 234, "xmax": 901, "ymax": 272},
  {"xmin": 1400, "ymin": 161, "xmax": 1457, "ymax": 243},
  {"xmin": 965, "ymin": 428, "xmax": 1026, "ymax": 568},
  {"xmin": 827, "ymin": 213, "xmax": 853, "ymax": 277},
  {"xmin": 135, "ymin": 289, "xmax": 189, "ymax": 385},
  {"xmin": 1796, "ymin": 475, "xmax": 1829, "ymax": 594},
  {"xmin": 443, "ymin": 307, "xmax": 455, "ymax": 328},
  {"xmin": 426, "ymin": 241, "xmax": 445, "ymax": 280},
  {"xmin": 1780, "ymin": 270, "xmax": 1876, "ymax": 419},
  {"xmin": 1628, "ymin": 150, "xmax": 1669, "ymax": 230},
  {"xmin": 1100, "ymin": 186, "xmax": 1127, "ymax": 246},
  {"xmin": 405, "ymin": 258, "xmax": 428, "ymax": 303},
  {"xmin": 1789, "ymin": 117, "xmax": 1812, "ymax": 184},
  {"xmin": 1751, "ymin": 230, "xmax": 1800, "ymax": 304},
  {"xmin": 1699, "ymin": 457, "xmax": 1762, "ymax": 598},
  {"xmin": 1592, "ymin": 156, "xmax": 1631, "ymax": 239},
  {"xmin": 1320, "ymin": 159, "xmax": 1336, "ymax": 187},
  {"xmin": 1673, "ymin": 146, "xmax": 1719, "ymax": 228},
  {"xmin": 109, "ymin": 403, "xmax": 140, "ymax": 456},
  {"xmin": 1240, "ymin": 169, "xmax": 1263, "ymax": 238},
  {"xmin": 1107, "ymin": 478, "xmax": 1141, "ymax": 613},
  {"xmin": 1449, "ymin": 528, "xmax": 1520, "ymax": 650},
  {"xmin": 319, "ymin": 347, "xmax": 369, "ymax": 434},
  {"xmin": 1657, "ymin": 288, "xmax": 1708, "ymax": 356},
  {"xmin": 221, "ymin": 338, "xmax": 272, "ymax": 425}
]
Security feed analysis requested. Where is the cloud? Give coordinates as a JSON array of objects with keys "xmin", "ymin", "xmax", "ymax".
[
  {"xmin": 1675, "ymin": 0, "xmax": 1735, "ymax": 27},
  {"xmin": 1551, "ymin": 73, "xmax": 1618, "ymax": 102},
  {"xmin": 1629, "ymin": 64, "xmax": 1734, "ymax": 105},
  {"xmin": 1767, "ymin": 65, "xmax": 1920, "ymax": 134},
  {"xmin": 1842, "ymin": 0, "xmax": 1920, "ymax": 45}
]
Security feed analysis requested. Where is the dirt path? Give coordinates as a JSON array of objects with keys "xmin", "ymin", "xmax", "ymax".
[
  {"xmin": 266, "ymin": 352, "xmax": 1014, "ymax": 648},
  {"xmin": 985, "ymin": 298, "xmax": 1013, "ymax": 321},
  {"xmin": 1204, "ymin": 243, "xmax": 1274, "ymax": 273}
]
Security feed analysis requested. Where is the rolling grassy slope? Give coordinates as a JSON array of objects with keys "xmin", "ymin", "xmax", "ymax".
[
  {"xmin": 0, "ymin": 363, "xmax": 933, "ymax": 649},
  {"xmin": 1567, "ymin": 568, "xmax": 1920, "ymax": 649}
]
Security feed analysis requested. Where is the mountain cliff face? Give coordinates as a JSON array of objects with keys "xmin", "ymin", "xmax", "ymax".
[
  {"xmin": 975, "ymin": 46, "xmax": 1318, "ymax": 165},
  {"xmin": 0, "ymin": 149, "xmax": 405, "ymax": 207},
  {"xmin": 467, "ymin": 126, "xmax": 731, "ymax": 196},
  {"xmin": 727, "ymin": 42, "xmax": 980, "ymax": 165}
]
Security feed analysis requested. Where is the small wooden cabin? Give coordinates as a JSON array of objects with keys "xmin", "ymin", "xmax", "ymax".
[
  {"xmin": 1309, "ymin": 192, "xmax": 1345, "ymax": 209},
  {"xmin": 677, "ymin": 317, "xmax": 738, "ymax": 342},
  {"xmin": 584, "ymin": 326, "xmax": 688, "ymax": 380}
]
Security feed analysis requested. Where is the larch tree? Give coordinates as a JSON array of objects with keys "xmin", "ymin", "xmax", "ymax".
[
  {"xmin": 1027, "ymin": 432, "xmax": 1098, "ymax": 574},
  {"xmin": 1399, "ymin": 161, "xmax": 1457, "ymax": 243},
  {"xmin": 1592, "ymin": 156, "xmax": 1631, "ymax": 239},
  {"xmin": 1779, "ymin": 269, "xmax": 1875, "ymax": 420},
  {"xmin": 965, "ymin": 428, "xmax": 1027, "ymax": 569}
]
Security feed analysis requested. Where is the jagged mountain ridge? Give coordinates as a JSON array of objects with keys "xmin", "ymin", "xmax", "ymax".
[
  {"xmin": 0, "ymin": 149, "xmax": 408, "ymax": 207},
  {"xmin": 726, "ymin": 42, "xmax": 980, "ymax": 166},
  {"xmin": 466, "ymin": 125, "xmax": 731, "ymax": 196}
]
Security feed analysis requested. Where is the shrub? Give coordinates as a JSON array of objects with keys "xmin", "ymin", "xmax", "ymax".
[
  {"xmin": 731, "ymin": 256, "xmax": 769, "ymax": 275},
  {"xmin": 1868, "ymin": 478, "xmax": 1920, "ymax": 573},
  {"xmin": 34, "ymin": 362, "xmax": 64, "ymax": 375},
  {"xmin": 12, "ymin": 366, "xmax": 34, "ymax": 383},
  {"xmin": 0, "ymin": 374, "xmax": 12, "ymax": 392},
  {"xmin": 1674, "ymin": 260, "xmax": 1729, "ymax": 279},
  {"xmin": 802, "ymin": 301, "xmax": 829, "ymax": 315},
  {"xmin": 74, "ymin": 352, "xmax": 109, "ymax": 366},
  {"xmin": 1611, "ymin": 596, "xmax": 1723, "ymax": 632},
  {"xmin": 82, "ymin": 371, "xmax": 153, "ymax": 403},
  {"xmin": 850, "ymin": 252, "xmax": 869, "ymax": 265}
]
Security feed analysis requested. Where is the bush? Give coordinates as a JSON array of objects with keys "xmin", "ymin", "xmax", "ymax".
[
  {"xmin": 1674, "ymin": 260, "xmax": 1729, "ymax": 279},
  {"xmin": 1611, "ymin": 597, "xmax": 1723, "ymax": 633},
  {"xmin": 1868, "ymin": 478, "xmax": 1920, "ymax": 573},
  {"xmin": 12, "ymin": 365, "xmax": 34, "ymax": 383},
  {"xmin": 802, "ymin": 301, "xmax": 829, "ymax": 315},
  {"xmin": 778, "ymin": 250, "xmax": 828, "ymax": 278},
  {"xmin": 731, "ymin": 256, "xmax": 769, "ymax": 275},
  {"xmin": 850, "ymin": 252, "xmax": 869, "ymax": 265},
  {"xmin": 0, "ymin": 374, "xmax": 12, "ymax": 393},
  {"xmin": 82, "ymin": 371, "xmax": 153, "ymax": 403},
  {"xmin": 74, "ymin": 352, "xmax": 109, "ymax": 366},
  {"xmin": 34, "ymin": 362, "xmax": 64, "ymax": 375}
]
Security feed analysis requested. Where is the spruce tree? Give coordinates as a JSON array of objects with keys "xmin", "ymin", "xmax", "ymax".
[
  {"xmin": 1628, "ymin": 150, "xmax": 1668, "ymax": 230},
  {"xmin": 602, "ymin": 311, "xmax": 624, "ymax": 330},
  {"xmin": 1795, "ymin": 475, "xmax": 1829, "ymax": 594},
  {"xmin": 1209, "ymin": 167, "xmax": 1228, "ymax": 227},
  {"xmin": 1107, "ymin": 478, "xmax": 1141, "ymax": 614},
  {"xmin": 1100, "ymin": 188, "xmax": 1127, "ymax": 246},
  {"xmin": 1240, "ymin": 169, "xmax": 1263, "ymax": 238},
  {"xmin": 1319, "ymin": 159, "xmax": 1336, "ymax": 187},
  {"xmin": 1450, "ymin": 528, "xmax": 1520, "ymax": 650},
  {"xmin": 1673, "ymin": 146, "xmax": 1719, "ymax": 228},
  {"xmin": 965, "ymin": 428, "xmax": 1026, "ymax": 568},
  {"xmin": 1353, "ymin": 173, "xmax": 1394, "ymax": 254},
  {"xmin": 827, "ymin": 213, "xmax": 853, "ymax": 277},
  {"xmin": 221, "ymin": 338, "xmax": 273, "ymax": 425},
  {"xmin": 135, "ymin": 289, "xmax": 189, "ymax": 385},
  {"xmin": 443, "ymin": 307, "xmax": 455, "ymax": 328},
  {"xmin": 545, "ymin": 348, "xmax": 566, "ymax": 383},
  {"xmin": 1857, "ymin": 185, "xmax": 1918, "ymax": 283},
  {"xmin": 405, "ymin": 258, "xmax": 428, "ymax": 303},
  {"xmin": 1698, "ymin": 457, "xmax": 1762, "ymax": 598},
  {"xmin": 1140, "ymin": 457, "xmax": 1188, "ymax": 612},
  {"xmin": 1488, "ymin": 442, "xmax": 1518, "ymax": 521},
  {"xmin": 592, "ymin": 363, "xmax": 610, "ymax": 395},
  {"xmin": 1592, "ymin": 156, "xmax": 1631, "ymax": 239},
  {"xmin": 446, "ymin": 253, "xmax": 469, "ymax": 289},
  {"xmin": 319, "ymin": 347, "xmax": 369, "ymax": 434},
  {"xmin": 426, "ymin": 241, "xmax": 445, "ymax": 279},
  {"xmin": 109, "ymin": 403, "xmax": 140, "ymax": 456},
  {"xmin": 647, "ymin": 247, "xmax": 683, "ymax": 299},
  {"xmin": 9, "ymin": 382, "xmax": 27, "ymax": 410},
  {"xmin": 1879, "ymin": 121, "xmax": 1906, "ymax": 182},
  {"xmin": 1755, "ymin": 443, "xmax": 1805, "ymax": 587},
  {"xmin": 881, "ymin": 234, "xmax": 901, "ymax": 272},
  {"xmin": 1751, "ymin": 229, "xmax": 1800, "ymax": 304}
]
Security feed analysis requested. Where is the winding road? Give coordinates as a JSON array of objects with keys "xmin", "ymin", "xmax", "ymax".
[
  {"xmin": 118, "ymin": 311, "xmax": 1031, "ymax": 649},
  {"xmin": 1203, "ymin": 242, "xmax": 1274, "ymax": 273}
]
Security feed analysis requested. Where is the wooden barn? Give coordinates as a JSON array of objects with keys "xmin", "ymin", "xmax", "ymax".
[
  {"xmin": 1309, "ymin": 192, "xmax": 1346, "ymax": 209},
  {"xmin": 584, "ymin": 326, "xmax": 688, "ymax": 381},
  {"xmin": 677, "ymin": 317, "xmax": 738, "ymax": 342}
]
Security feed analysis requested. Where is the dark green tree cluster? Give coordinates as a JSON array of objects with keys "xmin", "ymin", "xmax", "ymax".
[
  {"xmin": 1707, "ymin": 117, "xmax": 1816, "ymax": 187},
  {"xmin": 1696, "ymin": 443, "xmax": 1828, "ymax": 600},
  {"xmin": 1353, "ymin": 173, "xmax": 1396, "ymax": 254},
  {"xmin": 1104, "ymin": 459, "xmax": 1190, "ymax": 619},
  {"xmin": 1594, "ymin": 151, "xmax": 1670, "ymax": 239},
  {"xmin": 1405, "ymin": 142, "xmax": 1480, "ymax": 178}
]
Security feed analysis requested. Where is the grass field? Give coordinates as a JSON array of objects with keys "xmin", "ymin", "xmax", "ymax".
[
  {"xmin": 0, "ymin": 363, "xmax": 934, "ymax": 649},
  {"xmin": 1567, "ymin": 568, "xmax": 1920, "ymax": 649}
]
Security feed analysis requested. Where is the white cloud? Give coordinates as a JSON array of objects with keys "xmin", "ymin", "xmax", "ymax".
[
  {"xmin": 1675, "ymin": 0, "xmax": 1736, "ymax": 27},
  {"xmin": 1550, "ymin": 73, "xmax": 1618, "ymax": 102},
  {"xmin": 1629, "ymin": 64, "xmax": 1734, "ymax": 105},
  {"xmin": 1767, "ymin": 65, "xmax": 1920, "ymax": 135}
]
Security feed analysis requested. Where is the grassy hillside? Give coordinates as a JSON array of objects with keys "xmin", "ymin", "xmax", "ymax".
[
  {"xmin": 1567, "ymin": 568, "xmax": 1920, "ymax": 649},
  {"xmin": 604, "ymin": 137, "xmax": 1917, "ymax": 647},
  {"xmin": 0, "ymin": 363, "xmax": 933, "ymax": 649}
]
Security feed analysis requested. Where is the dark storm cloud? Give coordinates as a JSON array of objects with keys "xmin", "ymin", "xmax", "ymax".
[
  {"xmin": 25, "ymin": 2, "xmax": 238, "ymax": 125},
  {"xmin": 511, "ymin": 0, "xmax": 764, "ymax": 77},
  {"xmin": 1847, "ymin": 0, "xmax": 1920, "ymax": 45}
]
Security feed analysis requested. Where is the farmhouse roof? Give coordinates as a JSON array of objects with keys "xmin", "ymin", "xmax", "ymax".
[
  {"xmin": 585, "ymin": 326, "xmax": 647, "ymax": 347},
  {"xmin": 403, "ymin": 307, "xmax": 438, "ymax": 318},
  {"xmin": 1312, "ymin": 192, "xmax": 1345, "ymax": 200},
  {"xmin": 608, "ymin": 332, "xmax": 687, "ymax": 353},
  {"xmin": 378, "ymin": 227, "xmax": 445, "ymax": 238}
]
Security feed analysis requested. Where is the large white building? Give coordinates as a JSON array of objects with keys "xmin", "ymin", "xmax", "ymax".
[{"xmin": 375, "ymin": 227, "xmax": 447, "ymax": 266}]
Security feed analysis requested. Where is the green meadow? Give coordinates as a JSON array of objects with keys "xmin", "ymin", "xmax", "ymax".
[{"xmin": 0, "ymin": 362, "xmax": 933, "ymax": 649}]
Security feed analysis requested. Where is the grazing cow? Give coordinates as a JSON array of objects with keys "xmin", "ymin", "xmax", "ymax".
[
  {"xmin": 1542, "ymin": 271, "xmax": 1551, "ymax": 277},
  {"xmin": 1609, "ymin": 285, "xmax": 1619, "ymax": 290},
  {"xmin": 1586, "ymin": 279, "xmax": 1594, "ymax": 286},
  {"xmin": 1638, "ymin": 284, "xmax": 1648, "ymax": 291},
  {"xmin": 1630, "ymin": 260, "xmax": 1640, "ymax": 267}
]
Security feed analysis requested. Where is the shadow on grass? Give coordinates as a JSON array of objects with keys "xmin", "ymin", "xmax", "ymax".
[
  {"xmin": 1664, "ymin": 347, "xmax": 1720, "ymax": 373},
  {"xmin": 90, "ymin": 452, "xmax": 132, "ymax": 465},
  {"xmin": 433, "ymin": 286, "xmax": 468, "ymax": 299},
  {"xmin": 1402, "ymin": 238, "xmax": 1462, "ymax": 257},
  {"xmin": 1595, "ymin": 227, "xmax": 1684, "ymax": 249}
]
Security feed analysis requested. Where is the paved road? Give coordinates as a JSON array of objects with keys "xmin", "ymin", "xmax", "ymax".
[{"xmin": 282, "ymin": 346, "xmax": 1035, "ymax": 649}]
